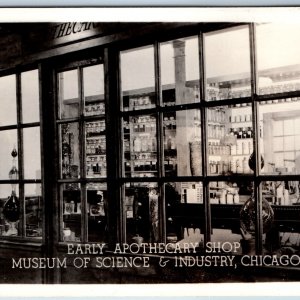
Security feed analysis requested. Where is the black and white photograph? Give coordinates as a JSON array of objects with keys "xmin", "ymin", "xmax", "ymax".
[{"xmin": 0, "ymin": 8, "xmax": 300, "ymax": 289}]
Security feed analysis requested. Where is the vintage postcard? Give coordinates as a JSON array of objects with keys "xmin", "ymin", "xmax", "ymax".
[{"xmin": 0, "ymin": 6, "xmax": 298, "ymax": 296}]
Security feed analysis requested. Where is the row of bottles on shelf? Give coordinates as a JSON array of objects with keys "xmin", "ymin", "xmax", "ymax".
[
  {"xmin": 229, "ymin": 114, "xmax": 252, "ymax": 123},
  {"xmin": 209, "ymin": 157, "xmax": 252, "ymax": 174},
  {"xmin": 164, "ymin": 136, "xmax": 176, "ymax": 151},
  {"xmin": 229, "ymin": 127, "xmax": 253, "ymax": 139},
  {"xmin": 208, "ymin": 82, "xmax": 300, "ymax": 101},
  {"xmin": 86, "ymin": 121, "xmax": 106, "ymax": 136},
  {"xmin": 85, "ymin": 102, "xmax": 105, "ymax": 116},
  {"xmin": 207, "ymin": 124, "xmax": 226, "ymax": 139},
  {"xmin": 207, "ymin": 108, "xmax": 226, "ymax": 123},
  {"xmin": 207, "ymin": 85, "xmax": 251, "ymax": 101},
  {"xmin": 208, "ymin": 140, "xmax": 254, "ymax": 156},
  {"xmin": 86, "ymin": 138, "xmax": 106, "ymax": 155},
  {"xmin": 87, "ymin": 162, "xmax": 107, "ymax": 177},
  {"xmin": 125, "ymin": 95, "xmax": 155, "ymax": 110},
  {"xmin": 125, "ymin": 159, "xmax": 178, "ymax": 173},
  {"xmin": 132, "ymin": 136, "xmax": 157, "ymax": 152},
  {"xmin": 124, "ymin": 81, "xmax": 300, "ymax": 109},
  {"xmin": 163, "ymin": 116, "xmax": 176, "ymax": 130},
  {"xmin": 208, "ymin": 143, "xmax": 230, "ymax": 156},
  {"xmin": 210, "ymin": 188, "xmax": 240, "ymax": 204}
]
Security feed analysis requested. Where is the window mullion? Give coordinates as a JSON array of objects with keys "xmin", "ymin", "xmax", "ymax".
[
  {"xmin": 78, "ymin": 67, "xmax": 88, "ymax": 243},
  {"xmin": 199, "ymin": 31, "xmax": 211, "ymax": 246},
  {"xmin": 16, "ymin": 72, "xmax": 26, "ymax": 237},
  {"xmin": 249, "ymin": 23, "xmax": 263, "ymax": 254},
  {"xmin": 154, "ymin": 41, "xmax": 166, "ymax": 243}
]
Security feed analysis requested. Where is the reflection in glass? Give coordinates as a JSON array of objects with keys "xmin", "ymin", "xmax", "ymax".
[
  {"xmin": 210, "ymin": 181, "xmax": 252, "ymax": 255},
  {"xmin": 160, "ymin": 36, "xmax": 200, "ymax": 106},
  {"xmin": 22, "ymin": 70, "xmax": 40, "ymax": 123},
  {"xmin": 83, "ymin": 64, "xmax": 105, "ymax": 117},
  {"xmin": 86, "ymin": 121, "xmax": 106, "ymax": 178},
  {"xmin": 259, "ymin": 100, "xmax": 300, "ymax": 175},
  {"xmin": 0, "ymin": 75, "xmax": 17, "ymax": 126},
  {"xmin": 124, "ymin": 182, "xmax": 159, "ymax": 244},
  {"xmin": 58, "ymin": 69, "xmax": 79, "ymax": 119},
  {"xmin": 62, "ymin": 183, "xmax": 81, "ymax": 242},
  {"xmin": 207, "ymin": 105, "xmax": 253, "ymax": 175},
  {"xmin": 123, "ymin": 114, "xmax": 157, "ymax": 178},
  {"xmin": 25, "ymin": 184, "xmax": 42, "ymax": 238},
  {"xmin": 60, "ymin": 123, "xmax": 80, "ymax": 179},
  {"xmin": 23, "ymin": 127, "xmax": 41, "ymax": 179},
  {"xmin": 204, "ymin": 26, "xmax": 251, "ymax": 101},
  {"xmin": 0, "ymin": 130, "xmax": 18, "ymax": 179},
  {"xmin": 257, "ymin": 23, "xmax": 300, "ymax": 95},
  {"xmin": 165, "ymin": 182, "xmax": 204, "ymax": 247},
  {"xmin": 163, "ymin": 109, "xmax": 201, "ymax": 176},
  {"xmin": 121, "ymin": 46, "xmax": 155, "ymax": 111},
  {"xmin": 0, "ymin": 185, "xmax": 19, "ymax": 237},
  {"xmin": 87, "ymin": 182, "xmax": 107, "ymax": 242}
]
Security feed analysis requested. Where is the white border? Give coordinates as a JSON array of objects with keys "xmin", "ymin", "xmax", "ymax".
[
  {"xmin": 0, "ymin": 6, "xmax": 300, "ymax": 297},
  {"xmin": 0, "ymin": 7, "xmax": 298, "ymax": 23}
]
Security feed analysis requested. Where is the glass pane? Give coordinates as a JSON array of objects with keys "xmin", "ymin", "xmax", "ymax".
[
  {"xmin": 257, "ymin": 23, "xmax": 300, "ymax": 95},
  {"xmin": 62, "ymin": 183, "xmax": 81, "ymax": 242},
  {"xmin": 86, "ymin": 121, "xmax": 106, "ymax": 178},
  {"xmin": 22, "ymin": 70, "xmax": 40, "ymax": 123},
  {"xmin": 207, "ymin": 105, "xmax": 253, "ymax": 175},
  {"xmin": 25, "ymin": 184, "xmax": 42, "ymax": 238},
  {"xmin": 121, "ymin": 46, "xmax": 155, "ymax": 111},
  {"xmin": 210, "ymin": 181, "xmax": 253, "ymax": 255},
  {"xmin": 0, "ymin": 185, "xmax": 20, "ymax": 237},
  {"xmin": 58, "ymin": 69, "xmax": 79, "ymax": 119},
  {"xmin": 0, "ymin": 75, "xmax": 17, "ymax": 126},
  {"xmin": 124, "ymin": 182, "xmax": 159, "ymax": 244},
  {"xmin": 259, "ymin": 99, "xmax": 300, "ymax": 174},
  {"xmin": 165, "ymin": 182, "xmax": 204, "ymax": 247},
  {"xmin": 261, "ymin": 181, "xmax": 300, "ymax": 256},
  {"xmin": 160, "ymin": 36, "xmax": 200, "ymax": 106},
  {"xmin": 204, "ymin": 26, "xmax": 251, "ymax": 101},
  {"xmin": 60, "ymin": 123, "xmax": 80, "ymax": 179},
  {"xmin": 123, "ymin": 114, "xmax": 157, "ymax": 178},
  {"xmin": 87, "ymin": 182, "xmax": 107, "ymax": 242},
  {"xmin": 83, "ymin": 64, "xmax": 105, "ymax": 117},
  {"xmin": 23, "ymin": 127, "xmax": 41, "ymax": 179},
  {"xmin": 163, "ymin": 109, "xmax": 201, "ymax": 176},
  {"xmin": 0, "ymin": 130, "xmax": 18, "ymax": 180}
]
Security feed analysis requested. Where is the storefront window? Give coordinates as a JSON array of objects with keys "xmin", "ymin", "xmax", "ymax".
[
  {"xmin": 0, "ymin": 130, "xmax": 18, "ymax": 180},
  {"xmin": 121, "ymin": 46, "xmax": 155, "ymax": 111},
  {"xmin": 207, "ymin": 105, "xmax": 253, "ymax": 175},
  {"xmin": 210, "ymin": 180, "xmax": 252, "ymax": 255},
  {"xmin": 83, "ymin": 64, "xmax": 105, "ymax": 117},
  {"xmin": 87, "ymin": 182, "xmax": 107, "ymax": 242},
  {"xmin": 163, "ymin": 109, "xmax": 201, "ymax": 176},
  {"xmin": 124, "ymin": 182, "xmax": 159, "ymax": 244},
  {"xmin": 23, "ymin": 127, "xmax": 41, "ymax": 179},
  {"xmin": 259, "ymin": 99, "xmax": 300, "ymax": 175},
  {"xmin": 204, "ymin": 26, "xmax": 251, "ymax": 101},
  {"xmin": 21, "ymin": 70, "xmax": 40, "ymax": 123},
  {"xmin": 0, "ymin": 70, "xmax": 42, "ymax": 239},
  {"xmin": 57, "ymin": 61, "xmax": 107, "ymax": 243},
  {"xmin": 58, "ymin": 69, "xmax": 79, "ymax": 119},
  {"xmin": 0, "ymin": 185, "xmax": 19, "ymax": 237},
  {"xmin": 60, "ymin": 123, "xmax": 80, "ymax": 179},
  {"xmin": 25, "ymin": 184, "xmax": 42, "ymax": 238},
  {"xmin": 0, "ymin": 75, "xmax": 16, "ymax": 126},
  {"xmin": 61, "ymin": 183, "xmax": 81, "ymax": 242},
  {"xmin": 165, "ymin": 182, "xmax": 204, "ymax": 247},
  {"xmin": 160, "ymin": 36, "xmax": 200, "ymax": 106},
  {"xmin": 257, "ymin": 23, "xmax": 300, "ymax": 95}
]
